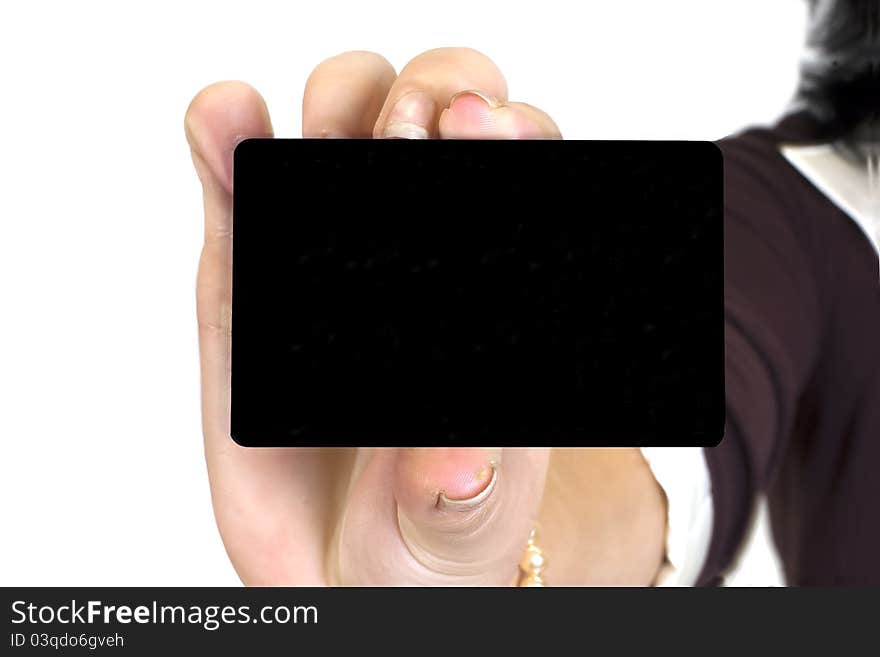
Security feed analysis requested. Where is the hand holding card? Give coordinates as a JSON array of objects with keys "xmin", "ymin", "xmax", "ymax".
[{"xmin": 185, "ymin": 48, "xmax": 710, "ymax": 586}]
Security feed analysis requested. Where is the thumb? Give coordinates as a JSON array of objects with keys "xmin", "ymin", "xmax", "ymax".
[{"xmin": 392, "ymin": 447, "xmax": 550, "ymax": 584}]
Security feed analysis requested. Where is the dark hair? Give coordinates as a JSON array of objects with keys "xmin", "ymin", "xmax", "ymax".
[{"xmin": 796, "ymin": 0, "xmax": 878, "ymax": 137}]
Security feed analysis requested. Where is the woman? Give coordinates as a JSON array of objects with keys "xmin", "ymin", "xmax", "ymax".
[{"xmin": 184, "ymin": 0, "xmax": 879, "ymax": 585}]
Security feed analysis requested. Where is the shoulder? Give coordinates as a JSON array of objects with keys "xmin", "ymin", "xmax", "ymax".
[
  {"xmin": 716, "ymin": 114, "xmax": 840, "ymax": 273},
  {"xmin": 718, "ymin": 113, "xmax": 874, "ymax": 289},
  {"xmin": 717, "ymin": 115, "xmax": 823, "ymax": 215}
]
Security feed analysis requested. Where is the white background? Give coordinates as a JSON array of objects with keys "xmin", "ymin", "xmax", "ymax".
[{"xmin": 0, "ymin": 0, "xmax": 801, "ymax": 586}]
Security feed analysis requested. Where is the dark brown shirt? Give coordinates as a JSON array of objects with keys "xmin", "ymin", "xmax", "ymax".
[{"xmin": 699, "ymin": 113, "xmax": 880, "ymax": 585}]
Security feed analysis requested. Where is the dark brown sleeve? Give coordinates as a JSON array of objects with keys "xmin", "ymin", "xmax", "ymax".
[{"xmin": 696, "ymin": 131, "xmax": 828, "ymax": 585}]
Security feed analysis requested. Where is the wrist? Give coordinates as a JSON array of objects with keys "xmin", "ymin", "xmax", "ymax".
[{"xmin": 534, "ymin": 448, "xmax": 668, "ymax": 585}]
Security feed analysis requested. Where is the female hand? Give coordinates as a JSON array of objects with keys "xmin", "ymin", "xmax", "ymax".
[{"xmin": 185, "ymin": 48, "xmax": 666, "ymax": 586}]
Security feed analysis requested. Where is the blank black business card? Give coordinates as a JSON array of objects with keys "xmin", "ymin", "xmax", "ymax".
[{"xmin": 231, "ymin": 139, "xmax": 723, "ymax": 447}]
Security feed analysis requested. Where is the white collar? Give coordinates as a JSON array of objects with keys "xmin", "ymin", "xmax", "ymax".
[{"xmin": 780, "ymin": 144, "xmax": 880, "ymax": 257}]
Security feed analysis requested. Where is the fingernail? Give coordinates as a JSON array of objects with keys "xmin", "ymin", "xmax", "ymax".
[
  {"xmin": 382, "ymin": 91, "xmax": 436, "ymax": 139},
  {"xmin": 437, "ymin": 463, "xmax": 498, "ymax": 511},
  {"xmin": 448, "ymin": 89, "xmax": 501, "ymax": 110},
  {"xmin": 441, "ymin": 91, "xmax": 502, "ymax": 137}
]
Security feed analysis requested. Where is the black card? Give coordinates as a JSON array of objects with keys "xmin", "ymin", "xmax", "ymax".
[{"xmin": 231, "ymin": 139, "xmax": 723, "ymax": 447}]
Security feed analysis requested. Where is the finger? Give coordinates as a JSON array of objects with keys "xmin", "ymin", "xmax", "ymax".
[
  {"xmin": 393, "ymin": 447, "xmax": 550, "ymax": 583},
  {"xmin": 373, "ymin": 47, "xmax": 508, "ymax": 139},
  {"xmin": 439, "ymin": 92, "xmax": 562, "ymax": 139},
  {"xmin": 337, "ymin": 447, "xmax": 550, "ymax": 585},
  {"xmin": 186, "ymin": 82, "xmax": 337, "ymax": 585},
  {"xmin": 303, "ymin": 51, "xmax": 397, "ymax": 138},
  {"xmin": 185, "ymin": 81, "xmax": 272, "ymax": 197},
  {"xmin": 184, "ymin": 81, "xmax": 271, "ymax": 432}
]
